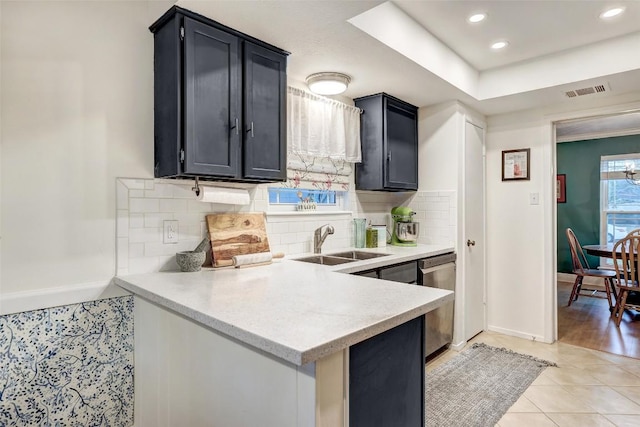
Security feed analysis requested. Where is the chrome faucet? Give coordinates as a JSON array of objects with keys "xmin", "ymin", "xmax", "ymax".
[{"xmin": 314, "ymin": 224, "xmax": 335, "ymax": 254}]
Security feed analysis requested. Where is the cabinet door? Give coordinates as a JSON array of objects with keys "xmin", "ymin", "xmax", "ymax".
[
  {"xmin": 384, "ymin": 98, "xmax": 418, "ymax": 190},
  {"xmin": 349, "ymin": 316, "xmax": 424, "ymax": 427},
  {"xmin": 243, "ymin": 41, "xmax": 287, "ymax": 181},
  {"xmin": 183, "ymin": 17, "xmax": 241, "ymax": 177}
]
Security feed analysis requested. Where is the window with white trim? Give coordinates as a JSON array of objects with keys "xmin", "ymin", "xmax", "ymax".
[
  {"xmin": 599, "ymin": 154, "xmax": 640, "ymax": 265},
  {"xmin": 267, "ymin": 188, "xmax": 347, "ymax": 212}
]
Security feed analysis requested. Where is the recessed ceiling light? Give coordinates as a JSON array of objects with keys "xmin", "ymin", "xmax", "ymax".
[
  {"xmin": 468, "ymin": 13, "xmax": 486, "ymax": 23},
  {"xmin": 490, "ymin": 40, "xmax": 509, "ymax": 50},
  {"xmin": 600, "ymin": 7, "xmax": 625, "ymax": 19}
]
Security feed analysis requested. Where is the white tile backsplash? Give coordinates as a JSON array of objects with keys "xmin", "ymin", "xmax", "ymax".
[
  {"xmin": 129, "ymin": 213, "xmax": 144, "ymax": 228},
  {"xmin": 129, "ymin": 198, "xmax": 159, "ymax": 213},
  {"xmin": 409, "ymin": 190, "xmax": 456, "ymax": 245},
  {"xmin": 116, "ymin": 178, "xmax": 456, "ymax": 274},
  {"xmin": 159, "ymin": 199, "xmax": 188, "ymax": 213}
]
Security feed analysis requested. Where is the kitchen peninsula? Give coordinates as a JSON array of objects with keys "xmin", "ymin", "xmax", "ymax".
[{"xmin": 115, "ymin": 244, "xmax": 454, "ymax": 427}]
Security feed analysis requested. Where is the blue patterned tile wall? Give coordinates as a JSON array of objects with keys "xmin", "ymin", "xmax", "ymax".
[{"xmin": 0, "ymin": 296, "xmax": 134, "ymax": 426}]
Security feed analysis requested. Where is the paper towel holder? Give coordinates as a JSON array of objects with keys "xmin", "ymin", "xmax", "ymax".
[{"xmin": 192, "ymin": 177, "xmax": 201, "ymax": 197}]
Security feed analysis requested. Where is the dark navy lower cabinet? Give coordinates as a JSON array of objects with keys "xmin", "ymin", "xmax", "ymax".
[
  {"xmin": 349, "ymin": 316, "xmax": 425, "ymax": 427},
  {"xmin": 150, "ymin": 6, "xmax": 287, "ymax": 182}
]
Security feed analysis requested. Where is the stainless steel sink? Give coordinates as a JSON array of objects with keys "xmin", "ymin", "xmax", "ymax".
[
  {"xmin": 294, "ymin": 255, "xmax": 356, "ymax": 265},
  {"xmin": 327, "ymin": 251, "xmax": 391, "ymax": 260},
  {"xmin": 294, "ymin": 251, "xmax": 390, "ymax": 265}
]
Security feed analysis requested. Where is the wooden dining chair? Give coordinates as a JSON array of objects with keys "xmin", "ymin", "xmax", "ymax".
[
  {"xmin": 625, "ymin": 228, "xmax": 640, "ymax": 237},
  {"xmin": 611, "ymin": 234, "xmax": 640, "ymax": 326},
  {"xmin": 566, "ymin": 228, "xmax": 616, "ymax": 310}
]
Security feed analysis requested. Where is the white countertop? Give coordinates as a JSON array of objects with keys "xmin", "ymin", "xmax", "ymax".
[{"xmin": 115, "ymin": 244, "xmax": 455, "ymax": 366}]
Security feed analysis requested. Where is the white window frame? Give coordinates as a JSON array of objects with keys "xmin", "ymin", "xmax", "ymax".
[
  {"xmin": 599, "ymin": 152, "xmax": 640, "ymax": 267},
  {"xmin": 267, "ymin": 187, "xmax": 349, "ymax": 213}
]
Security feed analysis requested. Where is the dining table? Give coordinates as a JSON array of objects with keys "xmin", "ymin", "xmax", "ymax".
[
  {"xmin": 584, "ymin": 242, "xmax": 640, "ymax": 323},
  {"xmin": 583, "ymin": 242, "xmax": 638, "ymax": 291},
  {"xmin": 583, "ymin": 243, "xmax": 639, "ymax": 259},
  {"xmin": 582, "ymin": 244, "xmax": 618, "ymax": 258}
]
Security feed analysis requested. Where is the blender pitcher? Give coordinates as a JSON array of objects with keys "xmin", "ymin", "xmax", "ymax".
[{"xmin": 353, "ymin": 218, "xmax": 366, "ymax": 248}]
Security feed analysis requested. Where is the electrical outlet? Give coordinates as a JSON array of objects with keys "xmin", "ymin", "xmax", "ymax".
[{"xmin": 163, "ymin": 220, "xmax": 179, "ymax": 244}]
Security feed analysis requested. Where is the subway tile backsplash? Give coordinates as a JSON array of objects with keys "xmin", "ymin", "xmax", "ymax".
[{"xmin": 116, "ymin": 178, "xmax": 456, "ymax": 275}]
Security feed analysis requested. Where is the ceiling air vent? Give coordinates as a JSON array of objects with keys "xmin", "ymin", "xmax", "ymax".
[{"xmin": 564, "ymin": 83, "xmax": 609, "ymax": 99}]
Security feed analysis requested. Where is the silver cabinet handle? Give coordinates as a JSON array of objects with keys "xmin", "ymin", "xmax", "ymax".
[
  {"xmin": 467, "ymin": 239, "xmax": 476, "ymax": 247},
  {"xmin": 247, "ymin": 121, "xmax": 254, "ymax": 138},
  {"xmin": 231, "ymin": 118, "xmax": 239, "ymax": 135}
]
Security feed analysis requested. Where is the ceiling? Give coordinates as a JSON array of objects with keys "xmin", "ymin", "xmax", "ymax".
[
  {"xmin": 556, "ymin": 112, "xmax": 640, "ymax": 142},
  {"xmin": 177, "ymin": 0, "xmax": 640, "ymax": 116},
  {"xmin": 395, "ymin": 0, "xmax": 640, "ymax": 71}
]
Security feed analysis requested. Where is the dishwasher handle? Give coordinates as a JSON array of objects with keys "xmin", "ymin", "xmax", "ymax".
[
  {"xmin": 420, "ymin": 262, "xmax": 455, "ymax": 275},
  {"xmin": 419, "ymin": 252, "xmax": 456, "ymax": 269}
]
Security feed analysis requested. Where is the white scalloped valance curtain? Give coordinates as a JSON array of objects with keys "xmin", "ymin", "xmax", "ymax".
[{"xmin": 284, "ymin": 87, "xmax": 361, "ymax": 190}]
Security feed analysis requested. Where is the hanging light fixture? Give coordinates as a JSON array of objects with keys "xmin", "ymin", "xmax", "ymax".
[
  {"xmin": 305, "ymin": 72, "xmax": 351, "ymax": 95},
  {"xmin": 625, "ymin": 164, "xmax": 640, "ymax": 185}
]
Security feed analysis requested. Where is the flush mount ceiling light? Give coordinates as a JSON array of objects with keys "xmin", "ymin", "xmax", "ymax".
[
  {"xmin": 306, "ymin": 72, "xmax": 351, "ymax": 95},
  {"xmin": 468, "ymin": 13, "xmax": 487, "ymax": 23},
  {"xmin": 600, "ymin": 7, "xmax": 625, "ymax": 19},
  {"xmin": 490, "ymin": 40, "xmax": 509, "ymax": 50}
]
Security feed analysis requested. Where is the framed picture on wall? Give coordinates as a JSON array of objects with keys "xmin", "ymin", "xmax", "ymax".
[
  {"xmin": 502, "ymin": 148, "xmax": 530, "ymax": 181},
  {"xmin": 557, "ymin": 174, "xmax": 566, "ymax": 203}
]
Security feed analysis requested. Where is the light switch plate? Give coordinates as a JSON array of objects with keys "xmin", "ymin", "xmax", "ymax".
[
  {"xmin": 163, "ymin": 220, "xmax": 179, "ymax": 244},
  {"xmin": 529, "ymin": 193, "xmax": 540, "ymax": 205}
]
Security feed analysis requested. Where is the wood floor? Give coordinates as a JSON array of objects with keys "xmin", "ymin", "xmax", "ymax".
[{"xmin": 558, "ymin": 280, "xmax": 640, "ymax": 359}]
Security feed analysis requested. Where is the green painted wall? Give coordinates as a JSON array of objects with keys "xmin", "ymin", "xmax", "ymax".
[{"xmin": 557, "ymin": 134, "xmax": 640, "ymax": 273}]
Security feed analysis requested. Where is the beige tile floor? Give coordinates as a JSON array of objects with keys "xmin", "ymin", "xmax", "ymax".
[{"xmin": 426, "ymin": 331, "xmax": 640, "ymax": 427}]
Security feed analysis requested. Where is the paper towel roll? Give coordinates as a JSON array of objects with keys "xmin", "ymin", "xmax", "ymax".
[{"xmin": 197, "ymin": 186, "xmax": 250, "ymax": 205}]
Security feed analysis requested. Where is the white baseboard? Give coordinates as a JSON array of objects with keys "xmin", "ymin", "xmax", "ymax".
[
  {"xmin": 449, "ymin": 340, "xmax": 466, "ymax": 351},
  {"xmin": 557, "ymin": 272, "xmax": 608, "ymax": 288},
  {"xmin": 487, "ymin": 325, "xmax": 549, "ymax": 344},
  {"xmin": 0, "ymin": 279, "xmax": 130, "ymax": 315}
]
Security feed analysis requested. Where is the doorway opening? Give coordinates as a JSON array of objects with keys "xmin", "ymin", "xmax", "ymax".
[{"xmin": 555, "ymin": 111, "xmax": 640, "ymax": 358}]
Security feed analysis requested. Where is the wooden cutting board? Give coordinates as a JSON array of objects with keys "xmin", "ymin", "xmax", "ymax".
[{"xmin": 206, "ymin": 213, "xmax": 271, "ymax": 267}]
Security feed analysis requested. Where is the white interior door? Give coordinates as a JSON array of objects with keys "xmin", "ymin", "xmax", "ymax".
[{"xmin": 464, "ymin": 120, "xmax": 486, "ymax": 340}]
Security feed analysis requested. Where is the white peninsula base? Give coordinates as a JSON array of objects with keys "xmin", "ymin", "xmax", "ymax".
[{"xmin": 134, "ymin": 296, "xmax": 346, "ymax": 427}]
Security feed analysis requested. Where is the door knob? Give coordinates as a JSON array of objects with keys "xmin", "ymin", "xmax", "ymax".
[{"xmin": 467, "ymin": 239, "xmax": 476, "ymax": 247}]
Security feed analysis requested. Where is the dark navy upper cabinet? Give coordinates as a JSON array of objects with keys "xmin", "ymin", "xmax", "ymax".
[
  {"xmin": 183, "ymin": 17, "xmax": 241, "ymax": 178},
  {"xmin": 150, "ymin": 6, "xmax": 288, "ymax": 182},
  {"xmin": 354, "ymin": 93, "xmax": 418, "ymax": 191},
  {"xmin": 243, "ymin": 42, "xmax": 287, "ymax": 181}
]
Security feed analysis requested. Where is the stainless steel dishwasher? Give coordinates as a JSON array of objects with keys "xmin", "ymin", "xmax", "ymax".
[{"xmin": 420, "ymin": 253, "xmax": 456, "ymax": 357}]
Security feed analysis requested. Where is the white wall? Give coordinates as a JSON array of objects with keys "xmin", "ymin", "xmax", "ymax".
[
  {"xmin": 418, "ymin": 102, "xmax": 461, "ymax": 193},
  {"xmin": 486, "ymin": 91, "xmax": 640, "ymax": 342},
  {"xmin": 0, "ymin": 1, "xmax": 3, "ymax": 292},
  {"xmin": 0, "ymin": 1, "xmax": 172, "ymax": 296},
  {"xmin": 485, "ymin": 114, "xmax": 548, "ymax": 339}
]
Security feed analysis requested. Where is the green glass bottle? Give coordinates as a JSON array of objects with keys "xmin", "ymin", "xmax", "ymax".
[{"xmin": 365, "ymin": 222, "xmax": 378, "ymax": 248}]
